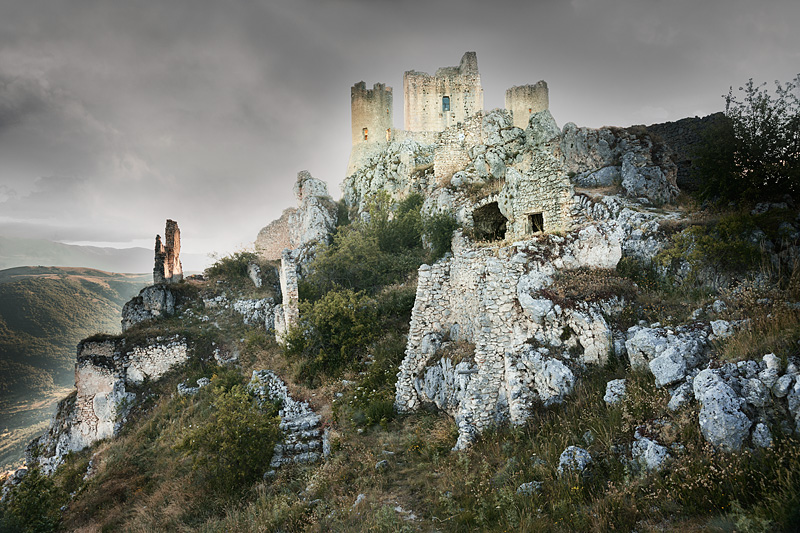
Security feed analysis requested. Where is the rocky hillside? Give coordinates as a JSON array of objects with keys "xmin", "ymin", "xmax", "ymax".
[{"xmin": 2, "ymin": 110, "xmax": 799, "ymax": 532}]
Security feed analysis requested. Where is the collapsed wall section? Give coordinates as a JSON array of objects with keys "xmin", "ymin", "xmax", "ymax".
[
  {"xmin": 396, "ymin": 227, "xmax": 623, "ymax": 449},
  {"xmin": 30, "ymin": 337, "xmax": 189, "ymax": 474}
]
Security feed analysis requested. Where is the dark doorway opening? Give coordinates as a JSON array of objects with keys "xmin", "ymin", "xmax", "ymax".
[
  {"xmin": 472, "ymin": 202, "xmax": 508, "ymax": 241},
  {"xmin": 528, "ymin": 212, "xmax": 544, "ymax": 233},
  {"xmin": 442, "ymin": 96, "xmax": 450, "ymax": 112}
]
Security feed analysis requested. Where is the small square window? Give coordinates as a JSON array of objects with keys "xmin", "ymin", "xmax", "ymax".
[{"xmin": 442, "ymin": 96, "xmax": 450, "ymax": 112}]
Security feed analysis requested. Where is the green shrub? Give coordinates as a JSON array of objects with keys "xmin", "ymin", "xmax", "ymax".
[
  {"xmin": 695, "ymin": 75, "xmax": 800, "ymax": 203},
  {"xmin": 303, "ymin": 195, "xmax": 427, "ymax": 296},
  {"xmin": 423, "ymin": 210, "xmax": 459, "ymax": 260},
  {"xmin": 176, "ymin": 384, "xmax": 280, "ymax": 493},
  {"xmin": 284, "ymin": 289, "xmax": 379, "ymax": 383},
  {"xmin": 0, "ymin": 467, "xmax": 63, "ymax": 533},
  {"xmin": 655, "ymin": 212, "xmax": 763, "ymax": 283}
]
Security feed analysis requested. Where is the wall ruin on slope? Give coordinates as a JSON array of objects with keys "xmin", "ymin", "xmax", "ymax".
[
  {"xmin": 396, "ymin": 227, "xmax": 623, "ymax": 449},
  {"xmin": 30, "ymin": 337, "xmax": 189, "ymax": 474},
  {"xmin": 255, "ymin": 171, "xmax": 337, "ymax": 262}
]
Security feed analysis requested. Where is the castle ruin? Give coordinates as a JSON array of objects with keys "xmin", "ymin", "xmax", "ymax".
[{"xmin": 153, "ymin": 219, "xmax": 182, "ymax": 284}]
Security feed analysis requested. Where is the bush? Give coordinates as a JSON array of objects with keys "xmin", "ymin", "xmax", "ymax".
[
  {"xmin": 284, "ymin": 289, "xmax": 379, "ymax": 383},
  {"xmin": 695, "ymin": 75, "xmax": 800, "ymax": 203},
  {"xmin": 0, "ymin": 467, "xmax": 62, "ymax": 533},
  {"xmin": 176, "ymin": 384, "xmax": 280, "ymax": 493},
  {"xmin": 423, "ymin": 211, "xmax": 459, "ymax": 260},
  {"xmin": 303, "ymin": 194, "xmax": 427, "ymax": 296}
]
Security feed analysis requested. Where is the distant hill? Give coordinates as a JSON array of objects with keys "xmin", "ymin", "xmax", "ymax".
[
  {"xmin": 0, "ymin": 266, "xmax": 150, "ymax": 400},
  {"xmin": 0, "ymin": 236, "xmax": 210, "ymax": 273}
]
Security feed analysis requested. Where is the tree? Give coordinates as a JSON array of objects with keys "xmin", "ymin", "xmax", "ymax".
[{"xmin": 695, "ymin": 75, "xmax": 800, "ymax": 202}]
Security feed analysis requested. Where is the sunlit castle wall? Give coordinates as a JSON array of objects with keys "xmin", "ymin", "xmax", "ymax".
[{"xmin": 403, "ymin": 52, "xmax": 484, "ymax": 133}]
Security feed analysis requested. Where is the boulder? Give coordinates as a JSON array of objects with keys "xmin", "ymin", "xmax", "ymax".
[
  {"xmin": 604, "ymin": 379, "xmax": 626, "ymax": 405},
  {"xmin": 558, "ymin": 446, "xmax": 592, "ymax": 475},
  {"xmin": 693, "ymin": 369, "xmax": 751, "ymax": 451}
]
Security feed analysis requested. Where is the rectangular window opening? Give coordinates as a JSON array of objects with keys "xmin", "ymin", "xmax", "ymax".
[
  {"xmin": 362, "ymin": 127, "xmax": 368, "ymax": 141},
  {"xmin": 442, "ymin": 96, "xmax": 450, "ymax": 112},
  {"xmin": 528, "ymin": 213, "xmax": 544, "ymax": 233}
]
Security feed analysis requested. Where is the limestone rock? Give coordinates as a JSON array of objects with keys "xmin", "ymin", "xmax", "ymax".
[
  {"xmin": 121, "ymin": 285, "xmax": 176, "ymax": 331},
  {"xmin": 632, "ymin": 433, "xmax": 670, "ymax": 472},
  {"xmin": 516, "ymin": 481, "xmax": 543, "ymax": 495},
  {"xmin": 649, "ymin": 347, "xmax": 688, "ymax": 388},
  {"xmin": 558, "ymin": 446, "xmax": 592, "ymax": 475},
  {"xmin": 693, "ymin": 369, "xmax": 751, "ymax": 451},
  {"xmin": 752, "ymin": 422, "xmax": 773, "ymax": 448},
  {"xmin": 604, "ymin": 379, "xmax": 626, "ymax": 405}
]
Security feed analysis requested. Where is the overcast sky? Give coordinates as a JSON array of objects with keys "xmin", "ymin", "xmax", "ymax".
[{"xmin": 1, "ymin": 0, "xmax": 798, "ymax": 266}]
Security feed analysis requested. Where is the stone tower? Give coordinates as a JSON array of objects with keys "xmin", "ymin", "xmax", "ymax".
[
  {"xmin": 153, "ymin": 219, "xmax": 182, "ymax": 284},
  {"xmin": 505, "ymin": 81, "xmax": 550, "ymax": 129},
  {"xmin": 351, "ymin": 81, "xmax": 393, "ymax": 146},
  {"xmin": 403, "ymin": 51, "xmax": 484, "ymax": 132}
]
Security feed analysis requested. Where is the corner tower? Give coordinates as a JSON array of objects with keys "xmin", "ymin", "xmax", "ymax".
[
  {"xmin": 351, "ymin": 81, "xmax": 393, "ymax": 146},
  {"xmin": 505, "ymin": 81, "xmax": 549, "ymax": 129},
  {"xmin": 403, "ymin": 51, "xmax": 484, "ymax": 132}
]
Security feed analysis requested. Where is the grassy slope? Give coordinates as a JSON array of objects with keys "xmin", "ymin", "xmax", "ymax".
[{"xmin": 4, "ymin": 206, "xmax": 800, "ymax": 532}]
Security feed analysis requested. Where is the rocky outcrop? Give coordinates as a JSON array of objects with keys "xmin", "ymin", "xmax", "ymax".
[
  {"xmin": 255, "ymin": 171, "xmax": 337, "ymax": 261},
  {"xmin": 121, "ymin": 285, "xmax": 177, "ymax": 331},
  {"xmin": 395, "ymin": 224, "xmax": 625, "ymax": 449},
  {"xmin": 154, "ymin": 219, "xmax": 182, "ymax": 284},
  {"xmin": 29, "ymin": 337, "xmax": 189, "ymax": 474},
  {"xmin": 562, "ymin": 123, "xmax": 679, "ymax": 205}
]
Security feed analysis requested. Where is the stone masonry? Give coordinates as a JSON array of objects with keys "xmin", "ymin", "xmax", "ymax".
[
  {"xmin": 255, "ymin": 171, "xmax": 337, "ymax": 261},
  {"xmin": 396, "ymin": 226, "xmax": 623, "ymax": 449},
  {"xmin": 153, "ymin": 219, "xmax": 182, "ymax": 284},
  {"xmin": 29, "ymin": 337, "xmax": 189, "ymax": 474}
]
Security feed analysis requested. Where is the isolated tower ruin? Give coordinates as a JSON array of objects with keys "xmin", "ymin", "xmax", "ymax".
[{"xmin": 153, "ymin": 219, "xmax": 183, "ymax": 284}]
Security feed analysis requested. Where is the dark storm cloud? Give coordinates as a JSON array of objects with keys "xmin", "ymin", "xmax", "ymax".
[{"xmin": 0, "ymin": 0, "xmax": 798, "ymax": 264}]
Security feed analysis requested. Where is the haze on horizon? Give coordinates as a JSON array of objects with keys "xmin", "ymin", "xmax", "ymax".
[{"xmin": 1, "ymin": 0, "xmax": 798, "ymax": 269}]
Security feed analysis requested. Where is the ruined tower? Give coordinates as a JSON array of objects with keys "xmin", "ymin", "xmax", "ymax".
[
  {"xmin": 351, "ymin": 81, "xmax": 394, "ymax": 146},
  {"xmin": 505, "ymin": 81, "xmax": 550, "ymax": 129},
  {"xmin": 403, "ymin": 51, "xmax": 484, "ymax": 132},
  {"xmin": 153, "ymin": 219, "xmax": 182, "ymax": 284}
]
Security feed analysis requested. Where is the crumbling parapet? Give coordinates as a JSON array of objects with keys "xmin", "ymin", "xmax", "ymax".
[{"xmin": 153, "ymin": 219, "xmax": 183, "ymax": 284}]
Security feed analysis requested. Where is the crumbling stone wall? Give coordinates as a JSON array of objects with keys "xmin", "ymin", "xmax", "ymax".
[
  {"xmin": 505, "ymin": 82, "xmax": 549, "ymax": 129},
  {"xmin": 396, "ymin": 228, "xmax": 622, "ymax": 448},
  {"xmin": 404, "ymin": 52, "xmax": 484, "ymax": 132},
  {"xmin": 121, "ymin": 285, "xmax": 176, "ymax": 331},
  {"xmin": 30, "ymin": 337, "xmax": 189, "ymax": 473},
  {"xmin": 255, "ymin": 171, "xmax": 337, "ymax": 262},
  {"xmin": 645, "ymin": 113, "xmax": 726, "ymax": 192},
  {"xmin": 255, "ymin": 208, "xmax": 296, "ymax": 261},
  {"xmin": 433, "ymin": 112, "xmax": 486, "ymax": 182},
  {"xmin": 153, "ymin": 219, "xmax": 182, "ymax": 284}
]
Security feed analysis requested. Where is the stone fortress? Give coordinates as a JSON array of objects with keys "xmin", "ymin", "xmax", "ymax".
[{"xmin": 22, "ymin": 51, "xmax": 788, "ymax": 485}]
